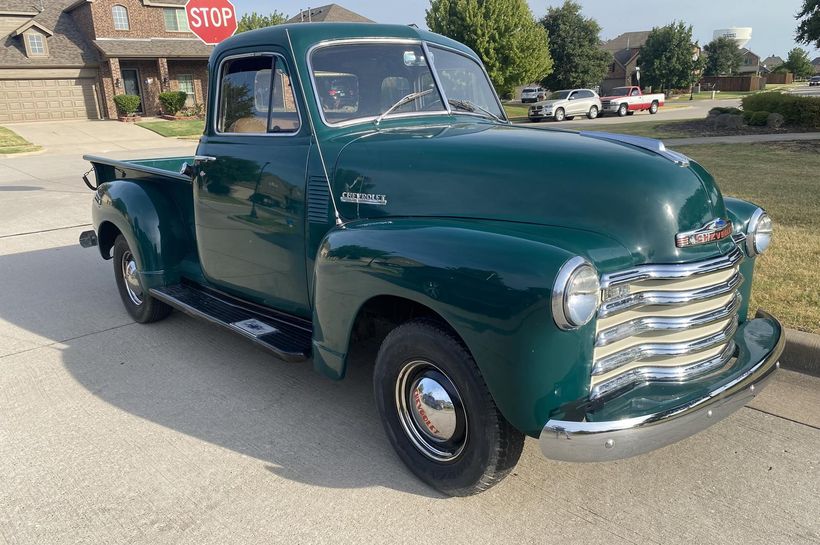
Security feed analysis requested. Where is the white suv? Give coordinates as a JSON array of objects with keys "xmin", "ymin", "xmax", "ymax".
[
  {"xmin": 521, "ymin": 87, "xmax": 546, "ymax": 103},
  {"xmin": 528, "ymin": 89, "xmax": 602, "ymax": 122}
]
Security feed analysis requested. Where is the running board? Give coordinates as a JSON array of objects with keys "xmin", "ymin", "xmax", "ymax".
[{"xmin": 150, "ymin": 283, "xmax": 312, "ymax": 362}]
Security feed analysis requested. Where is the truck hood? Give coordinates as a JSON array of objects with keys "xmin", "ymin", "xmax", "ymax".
[{"xmin": 330, "ymin": 122, "xmax": 732, "ymax": 265}]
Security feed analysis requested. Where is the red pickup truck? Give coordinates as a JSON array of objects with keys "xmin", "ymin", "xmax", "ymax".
[{"xmin": 600, "ymin": 86, "xmax": 665, "ymax": 117}]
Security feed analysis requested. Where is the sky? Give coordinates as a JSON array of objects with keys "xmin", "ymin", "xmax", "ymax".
[{"xmin": 232, "ymin": 0, "xmax": 820, "ymax": 60}]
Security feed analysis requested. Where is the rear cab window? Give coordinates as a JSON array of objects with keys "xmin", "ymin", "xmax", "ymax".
[{"xmin": 217, "ymin": 54, "xmax": 301, "ymax": 135}]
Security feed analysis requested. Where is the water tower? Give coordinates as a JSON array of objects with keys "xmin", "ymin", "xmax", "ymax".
[{"xmin": 713, "ymin": 28, "xmax": 752, "ymax": 49}]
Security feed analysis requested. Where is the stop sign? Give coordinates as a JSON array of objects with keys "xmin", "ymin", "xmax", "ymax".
[{"xmin": 186, "ymin": 0, "xmax": 237, "ymax": 45}]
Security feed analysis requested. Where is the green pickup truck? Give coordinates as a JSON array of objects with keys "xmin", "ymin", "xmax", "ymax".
[{"xmin": 81, "ymin": 23, "xmax": 783, "ymax": 496}]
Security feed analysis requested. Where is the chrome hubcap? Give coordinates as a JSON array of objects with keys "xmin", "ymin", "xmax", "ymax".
[
  {"xmin": 396, "ymin": 360, "xmax": 467, "ymax": 462},
  {"xmin": 121, "ymin": 250, "xmax": 143, "ymax": 305}
]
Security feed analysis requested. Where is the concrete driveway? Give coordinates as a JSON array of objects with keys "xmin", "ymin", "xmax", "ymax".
[
  {"xmin": 1, "ymin": 144, "xmax": 819, "ymax": 545},
  {"xmin": 6, "ymin": 119, "xmax": 191, "ymax": 155}
]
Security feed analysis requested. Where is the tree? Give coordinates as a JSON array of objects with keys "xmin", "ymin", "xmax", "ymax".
[
  {"xmin": 539, "ymin": 1, "xmax": 611, "ymax": 90},
  {"xmin": 796, "ymin": 0, "xmax": 820, "ymax": 49},
  {"xmin": 783, "ymin": 47, "xmax": 815, "ymax": 78},
  {"xmin": 236, "ymin": 11, "xmax": 288, "ymax": 33},
  {"xmin": 702, "ymin": 36, "xmax": 743, "ymax": 76},
  {"xmin": 426, "ymin": 0, "xmax": 553, "ymax": 97},
  {"xmin": 638, "ymin": 22, "xmax": 698, "ymax": 91}
]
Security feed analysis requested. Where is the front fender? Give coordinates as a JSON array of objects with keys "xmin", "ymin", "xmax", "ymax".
[
  {"xmin": 92, "ymin": 180, "xmax": 189, "ymax": 289},
  {"xmin": 312, "ymin": 218, "xmax": 632, "ymax": 436}
]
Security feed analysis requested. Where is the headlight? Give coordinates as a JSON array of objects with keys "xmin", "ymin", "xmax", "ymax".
[
  {"xmin": 746, "ymin": 208, "xmax": 772, "ymax": 256},
  {"xmin": 552, "ymin": 257, "xmax": 601, "ymax": 330}
]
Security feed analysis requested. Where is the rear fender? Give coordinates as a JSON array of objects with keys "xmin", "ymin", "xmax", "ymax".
[{"xmin": 92, "ymin": 180, "xmax": 189, "ymax": 289}]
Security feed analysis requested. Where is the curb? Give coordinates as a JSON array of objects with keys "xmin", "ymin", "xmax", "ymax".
[{"xmin": 781, "ymin": 328, "xmax": 820, "ymax": 378}]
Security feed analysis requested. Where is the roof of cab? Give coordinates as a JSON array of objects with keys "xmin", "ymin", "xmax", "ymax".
[{"xmin": 211, "ymin": 23, "xmax": 476, "ymax": 61}]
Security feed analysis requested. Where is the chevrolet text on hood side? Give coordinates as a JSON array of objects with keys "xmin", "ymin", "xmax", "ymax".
[{"xmin": 79, "ymin": 22, "xmax": 784, "ymax": 497}]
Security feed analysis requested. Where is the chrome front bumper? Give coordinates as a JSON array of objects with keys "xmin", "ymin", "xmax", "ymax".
[{"xmin": 539, "ymin": 311, "xmax": 785, "ymax": 463}]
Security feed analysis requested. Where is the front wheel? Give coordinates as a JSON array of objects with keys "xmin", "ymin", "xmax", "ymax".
[
  {"xmin": 617, "ymin": 103, "xmax": 628, "ymax": 117},
  {"xmin": 649, "ymin": 101, "xmax": 659, "ymax": 114},
  {"xmin": 373, "ymin": 320, "xmax": 524, "ymax": 496},
  {"xmin": 553, "ymin": 108, "xmax": 565, "ymax": 122},
  {"xmin": 587, "ymin": 105, "xmax": 599, "ymax": 119},
  {"xmin": 113, "ymin": 235, "xmax": 172, "ymax": 323}
]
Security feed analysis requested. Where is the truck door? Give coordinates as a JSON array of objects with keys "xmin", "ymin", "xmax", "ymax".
[{"xmin": 193, "ymin": 51, "xmax": 311, "ymax": 318}]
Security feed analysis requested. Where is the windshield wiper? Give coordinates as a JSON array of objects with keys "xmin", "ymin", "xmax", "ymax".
[
  {"xmin": 374, "ymin": 88, "xmax": 435, "ymax": 125},
  {"xmin": 448, "ymin": 99, "xmax": 505, "ymax": 123}
]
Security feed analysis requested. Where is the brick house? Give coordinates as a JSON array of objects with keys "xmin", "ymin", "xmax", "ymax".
[
  {"xmin": 737, "ymin": 48, "xmax": 761, "ymax": 75},
  {"xmin": 0, "ymin": 0, "xmax": 211, "ymax": 123},
  {"xmin": 600, "ymin": 31, "xmax": 650, "ymax": 94}
]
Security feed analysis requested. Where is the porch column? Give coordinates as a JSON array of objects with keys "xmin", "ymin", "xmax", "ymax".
[
  {"xmin": 157, "ymin": 57, "xmax": 170, "ymax": 92},
  {"xmin": 101, "ymin": 57, "xmax": 122, "ymax": 119}
]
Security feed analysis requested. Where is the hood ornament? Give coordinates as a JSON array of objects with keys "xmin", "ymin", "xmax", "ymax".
[{"xmin": 676, "ymin": 218, "xmax": 733, "ymax": 248}]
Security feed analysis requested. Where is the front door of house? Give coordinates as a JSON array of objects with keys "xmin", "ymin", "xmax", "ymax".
[{"xmin": 121, "ymin": 69, "xmax": 143, "ymax": 113}]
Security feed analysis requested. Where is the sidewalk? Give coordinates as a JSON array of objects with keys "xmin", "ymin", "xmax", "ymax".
[{"xmin": 665, "ymin": 132, "xmax": 820, "ymax": 146}]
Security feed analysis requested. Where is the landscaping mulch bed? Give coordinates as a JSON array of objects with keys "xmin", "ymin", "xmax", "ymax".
[{"xmin": 659, "ymin": 118, "xmax": 820, "ymax": 138}]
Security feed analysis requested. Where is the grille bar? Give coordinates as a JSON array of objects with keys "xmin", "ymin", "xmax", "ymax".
[
  {"xmin": 593, "ymin": 315, "xmax": 739, "ymax": 376},
  {"xmin": 600, "ymin": 247, "xmax": 743, "ymax": 288},
  {"xmin": 590, "ymin": 341, "xmax": 736, "ymax": 400},
  {"xmin": 599, "ymin": 271, "xmax": 743, "ymax": 318},
  {"xmin": 596, "ymin": 291, "xmax": 742, "ymax": 347}
]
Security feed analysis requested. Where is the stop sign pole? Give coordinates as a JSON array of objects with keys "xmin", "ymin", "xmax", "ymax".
[{"xmin": 186, "ymin": 0, "xmax": 237, "ymax": 45}]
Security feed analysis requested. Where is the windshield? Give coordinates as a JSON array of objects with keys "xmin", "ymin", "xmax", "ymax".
[
  {"xmin": 548, "ymin": 91, "xmax": 571, "ymax": 100},
  {"xmin": 610, "ymin": 87, "xmax": 630, "ymax": 96},
  {"xmin": 310, "ymin": 43, "xmax": 445, "ymax": 124},
  {"xmin": 523, "ymin": 88, "xmax": 536, "ymax": 93},
  {"xmin": 428, "ymin": 45, "xmax": 505, "ymax": 119},
  {"xmin": 309, "ymin": 41, "xmax": 504, "ymax": 125}
]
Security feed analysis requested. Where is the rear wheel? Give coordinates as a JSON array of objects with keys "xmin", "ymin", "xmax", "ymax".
[
  {"xmin": 649, "ymin": 101, "xmax": 659, "ymax": 114},
  {"xmin": 553, "ymin": 108, "xmax": 565, "ymax": 122},
  {"xmin": 617, "ymin": 103, "xmax": 628, "ymax": 117},
  {"xmin": 587, "ymin": 105, "xmax": 599, "ymax": 119},
  {"xmin": 373, "ymin": 320, "xmax": 524, "ymax": 496},
  {"xmin": 113, "ymin": 235, "xmax": 172, "ymax": 323}
]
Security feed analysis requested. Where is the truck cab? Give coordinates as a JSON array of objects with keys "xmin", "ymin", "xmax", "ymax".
[{"xmin": 82, "ymin": 23, "xmax": 783, "ymax": 497}]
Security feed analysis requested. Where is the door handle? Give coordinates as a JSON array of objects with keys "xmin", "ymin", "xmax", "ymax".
[{"xmin": 194, "ymin": 155, "xmax": 216, "ymax": 163}]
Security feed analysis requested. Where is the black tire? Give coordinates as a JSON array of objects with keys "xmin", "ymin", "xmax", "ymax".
[
  {"xmin": 373, "ymin": 320, "xmax": 524, "ymax": 496},
  {"xmin": 587, "ymin": 105, "xmax": 599, "ymax": 119},
  {"xmin": 617, "ymin": 103, "xmax": 628, "ymax": 117},
  {"xmin": 553, "ymin": 107, "xmax": 565, "ymax": 122},
  {"xmin": 112, "ymin": 235, "xmax": 172, "ymax": 323},
  {"xmin": 649, "ymin": 101, "xmax": 659, "ymax": 114}
]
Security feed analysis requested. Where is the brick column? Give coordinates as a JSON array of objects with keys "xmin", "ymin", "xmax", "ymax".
[
  {"xmin": 100, "ymin": 57, "xmax": 122, "ymax": 119},
  {"xmin": 157, "ymin": 57, "xmax": 170, "ymax": 93}
]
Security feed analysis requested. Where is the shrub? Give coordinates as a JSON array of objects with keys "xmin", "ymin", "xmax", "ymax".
[
  {"xmin": 742, "ymin": 111, "xmax": 770, "ymax": 126},
  {"xmin": 113, "ymin": 94, "xmax": 141, "ymax": 116},
  {"xmin": 767, "ymin": 112, "xmax": 784, "ymax": 129},
  {"xmin": 159, "ymin": 91, "xmax": 188, "ymax": 115},
  {"xmin": 714, "ymin": 113, "xmax": 744, "ymax": 129},
  {"xmin": 741, "ymin": 92, "xmax": 820, "ymax": 127},
  {"xmin": 709, "ymin": 106, "xmax": 742, "ymax": 116}
]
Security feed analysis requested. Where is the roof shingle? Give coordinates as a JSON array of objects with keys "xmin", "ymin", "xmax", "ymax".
[
  {"xmin": 286, "ymin": 4, "xmax": 373, "ymax": 24},
  {"xmin": 93, "ymin": 38, "xmax": 213, "ymax": 58}
]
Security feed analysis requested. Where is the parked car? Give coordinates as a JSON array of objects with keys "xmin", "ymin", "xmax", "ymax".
[
  {"xmin": 528, "ymin": 89, "xmax": 601, "ymax": 122},
  {"xmin": 809, "ymin": 76, "xmax": 820, "ymax": 87},
  {"xmin": 80, "ymin": 23, "xmax": 783, "ymax": 497},
  {"xmin": 600, "ymin": 86, "xmax": 665, "ymax": 116},
  {"xmin": 521, "ymin": 86, "xmax": 546, "ymax": 103}
]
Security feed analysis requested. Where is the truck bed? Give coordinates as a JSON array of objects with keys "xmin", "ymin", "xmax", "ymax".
[{"xmin": 84, "ymin": 155, "xmax": 193, "ymax": 186}]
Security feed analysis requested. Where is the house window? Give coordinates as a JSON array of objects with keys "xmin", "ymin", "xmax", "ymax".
[
  {"xmin": 112, "ymin": 5, "xmax": 129, "ymax": 30},
  {"xmin": 178, "ymin": 74, "xmax": 195, "ymax": 106},
  {"xmin": 26, "ymin": 33, "xmax": 46, "ymax": 56},
  {"xmin": 164, "ymin": 9, "xmax": 189, "ymax": 31}
]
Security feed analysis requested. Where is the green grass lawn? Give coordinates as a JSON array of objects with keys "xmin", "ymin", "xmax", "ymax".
[
  {"xmin": 579, "ymin": 119, "xmax": 694, "ymax": 139},
  {"xmin": 136, "ymin": 119, "xmax": 205, "ymax": 138},
  {"xmin": 503, "ymin": 103, "xmax": 530, "ymax": 121},
  {"xmin": 675, "ymin": 142, "xmax": 820, "ymax": 333},
  {"xmin": 0, "ymin": 126, "xmax": 41, "ymax": 154}
]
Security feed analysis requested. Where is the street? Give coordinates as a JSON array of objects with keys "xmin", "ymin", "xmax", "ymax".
[{"xmin": 0, "ymin": 120, "xmax": 818, "ymax": 544}]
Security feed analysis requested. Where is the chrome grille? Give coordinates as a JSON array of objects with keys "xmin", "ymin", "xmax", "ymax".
[{"xmin": 591, "ymin": 247, "xmax": 744, "ymax": 400}]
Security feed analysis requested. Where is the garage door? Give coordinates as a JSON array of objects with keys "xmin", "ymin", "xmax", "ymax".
[{"xmin": 0, "ymin": 78, "xmax": 99, "ymax": 123}]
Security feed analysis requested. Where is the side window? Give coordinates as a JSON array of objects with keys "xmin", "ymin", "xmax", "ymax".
[
  {"xmin": 568, "ymin": 91, "xmax": 576, "ymax": 100},
  {"xmin": 217, "ymin": 55, "xmax": 300, "ymax": 135},
  {"xmin": 631, "ymin": 88, "xmax": 639, "ymax": 96}
]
